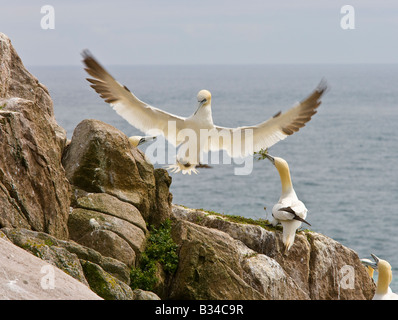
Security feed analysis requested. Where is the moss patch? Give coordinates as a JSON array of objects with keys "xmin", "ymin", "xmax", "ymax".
[
  {"xmin": 196, "ymin": 208, "xmax": 281, "ymax": 232},
  {"xmin": 130, "ymin": 219, "xmax": 178, "ymax": 291}
]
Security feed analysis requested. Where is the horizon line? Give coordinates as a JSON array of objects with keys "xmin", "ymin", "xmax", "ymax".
[{"xmin": 26, "ymin": 62, "xmax": 398, "ymax": 68}]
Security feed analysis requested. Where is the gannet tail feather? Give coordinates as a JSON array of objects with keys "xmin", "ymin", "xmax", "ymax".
[
  {"xmin": 279, "ymin": 206, "xmax": 311, "ymax": 226},
  {"xmin": 164, "ymin": 162, "xmax": 199, "ymax": 175}
]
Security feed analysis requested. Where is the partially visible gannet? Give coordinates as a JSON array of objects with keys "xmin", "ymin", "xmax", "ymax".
[
  {"xmin": 362, "ymin": 254, "xmax": 398, "ymax": 300},
  {"xmin": 128, "ymin": 135, "xmax": 157, "ymax": 148},
  {"xmin": 82, "ymin": 50, "xmax": 327, "ymax": 174},
  {"xmin": 264, "ymin": 153, "xmax": 310, "ymax": 252},
  {"xmin": 361, "ymin": 258, "xmax": 376, "ymax": 278}
]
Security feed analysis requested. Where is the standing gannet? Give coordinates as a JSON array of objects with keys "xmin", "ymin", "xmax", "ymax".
[
  {"xmin": 362, "ymin": 254, "xmax": 398, "ymax": 300},
  {"xmin": 264, "ymin": 153, "xmax": 311, "ymax": 252},
  {"xmin": 82, "ymin": 50, "xmax": 328, "ymax": 174}
]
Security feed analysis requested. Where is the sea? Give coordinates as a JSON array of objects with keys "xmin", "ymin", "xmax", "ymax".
[{"xmin": 29, "ymin": 63, "xmax": 398, "ymax": 292}]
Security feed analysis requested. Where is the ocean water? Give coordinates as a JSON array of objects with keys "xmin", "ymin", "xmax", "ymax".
[{"xmin": 30, "ymin": 64, "xmax": 398, "ymax": 292}]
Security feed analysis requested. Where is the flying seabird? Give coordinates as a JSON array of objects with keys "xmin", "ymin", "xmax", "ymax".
[
  {"xmin": 362, "ymin": 254, "xmax": 398, "ymax": 300},
  {"xmin": 264, "ymin": 153, "xmax": 310, "ymax": 252},
  {"xmin": 82, "ymin": 50, "xmax": 328, "ymax": 174}
]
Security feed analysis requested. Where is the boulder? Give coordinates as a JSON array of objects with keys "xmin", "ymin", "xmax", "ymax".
[
  {"xmin": 0, "ymin": 33, "xmax": 70, "ymax": 239},
  {"xmin": 81, "ymin": 260, "xmax": 135, "ymax": 300},
  {"xmin": 171, "ymin": 205, "xmax": 375, "ymax": 300},
  {"xmin": 73, "ymin": 192, "xmax": 147, "ymax": 232},
  {"xmin": 63, "ymin": 119, "xmax": 152, "ymax": 219},
  {"xmin": 0, "ymin": 237, "xmax": 101, "ymax": 300},
  {"xmin": 62, "ymin": 119, "xmax": 172, "ymax": 227},
  {"xmin": 68, "ymin": 208, "xmax": 146, "ymax": 266},
  {"xmin": 1, "ymin": 228, "xmax": 130, "ymax": 285},
  {"xmin": 169, "ymin": 218, "xmax": 309, "ymax": 300}
]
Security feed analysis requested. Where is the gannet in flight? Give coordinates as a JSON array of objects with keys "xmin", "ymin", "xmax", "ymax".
[
  {"xmin": 362, "ymin": 254, "xmax": 398, "ymax": 300},
  {"xmin": 264, "ymin": 153, "xmax": 310, "ymax": 252},
  {"xmin": 82, "ymin": 50, "xmax": 328, "ymax": 174}
]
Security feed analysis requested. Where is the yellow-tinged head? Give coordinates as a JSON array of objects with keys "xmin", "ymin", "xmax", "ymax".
[
  {"xmin": 128, "ymin": 136, "xmax": 156, "ymax": 147},
  {"xmin": 197, "ymin": 90, "xmax": 212, "ymax": 106},
  {"xmin": 377, "ymin": 259, "xmax": 393, "ymax": 293},
  {"xmin": 362, "ymin": 254, "xmax": 393, "ymax": 295},
  {"xmin": 265, "ymin": 154, "xmax": 293, "ymax": 194},
  {"xmin": 194, "ymin": 90, "xmax": 212, "ymax": 115}
]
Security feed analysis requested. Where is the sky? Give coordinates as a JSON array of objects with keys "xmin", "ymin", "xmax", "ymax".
[{"xmin": 1, "ymin": 0, "xmax": 397, "ymax": 66}]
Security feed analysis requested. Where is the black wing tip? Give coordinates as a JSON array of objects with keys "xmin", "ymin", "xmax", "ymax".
[
  {"xmin": 81, "ymin": 49, "xmax": 93, "ymax": 59},
  {"xmin": 316, "ymin": 78, "xmax": 330, "ymax": 95},
  {"xmin": 280, "ymin": 206, "xmax": 311, "ymax": 226}
]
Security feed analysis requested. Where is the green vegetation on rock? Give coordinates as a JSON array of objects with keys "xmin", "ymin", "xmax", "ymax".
[{"xmin": 130, "ymin": 219, "xmax": 178, "ymax": 291}]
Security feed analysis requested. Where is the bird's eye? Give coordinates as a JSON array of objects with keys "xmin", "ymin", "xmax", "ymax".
[{"xmin": 200, "ymin": 98, "xmax": 207, "ymax": 103}]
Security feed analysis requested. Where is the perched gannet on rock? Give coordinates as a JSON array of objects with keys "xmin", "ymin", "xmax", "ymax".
[
  {"xmin": 264, "ymin": 153, "xmax": 311, "ymax": 252},
  {"xmin": 362, "ymin": 254, "xmax": 398, "ymax": 300},
  {"xmin": 82, "ymin": 50, "xmax": 327, "ymax": 174}
]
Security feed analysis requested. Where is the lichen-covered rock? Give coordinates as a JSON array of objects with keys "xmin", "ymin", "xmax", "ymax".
[
  {"xmin": 1, "ymin": 228, "xmax": 130, "ymax": 285},
  {"xmin": 0, "ymin": 33, "xmax": 70, "ymax": 239},
  {"xmin": 170, "ymin": 219, "xmax": 265, "ymax": 299},
  {"xmin": 62, "ymin": 119, "xmax": 172, "ymax": 226},
  {"xmin": 0, "ymin": 237, "xmax": 101, "ymax": 300},
  {"xmin": 171, "ymin": 205, "xmax": 375, "ymax": 300},
  {"xmin": 62, "ymin": 119, "xmax": 156, "ymax": 220},
  {"xmin": 68, "ymin": 208, "xmax": 146, "ymax": 266},
  {"xmin": 133, "ymin": 289, "xmax": 161, "ymax": 300},
  {"xmin": 81, "ymin": 260, "xmax": 135, "ymax": 300},
  {"xmin": 73, "ymin": 191, "xmax": 147, "ymax": 232}
]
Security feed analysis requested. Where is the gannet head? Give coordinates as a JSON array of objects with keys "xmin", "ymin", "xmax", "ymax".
[
  {"xmin": 128, "ymin": 135, "xmax": 157, "ymax": 147},
  {"xmin": 362, "ymin": 254, "xmax": 393, "ymax": 283},
  {"xmin": 373, "ymin": 254, "xmax": 393, "ymax": 285},
  {"xmin": 264, "ymin": 154, "xmax": 293, "ymax": 193},
  {"xmin": 194, "ymin": 90, "xmax": 212, "ymax": 115},
  {"xmin": 264, "ymin": 154, "xmax": 289, "ymax": 172},
  {"xmin": 362, "ymin": 254, "xmax": 380, "ymax": 271},
  {"xmin": 360, "ymin": 258, "xmax": 375, "ymax": 278},
  {"xmin": 363, "ymin": 254, "xmax": 393, "ymax": 295}
]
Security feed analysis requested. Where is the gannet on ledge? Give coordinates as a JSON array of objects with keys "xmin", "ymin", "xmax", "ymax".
[
  {"xmin": 362, "ymin": 254, "xmax": 398, "ymax": 300},
  {"xmin": 264, "ymin": 153, "xmax": 310, "ymax": 252},
  {"xmin": 82, "ymin": 50, "xmax": 328, "ymax": 174}
]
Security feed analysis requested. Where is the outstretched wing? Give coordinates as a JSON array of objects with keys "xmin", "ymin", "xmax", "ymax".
[
  {"xmin": 207, "ymin": 79, "xmax": 328, "ymax": 157},
  {"xmin": 82, "ymin": 50, "xmax": 186, "ymax": 146}
]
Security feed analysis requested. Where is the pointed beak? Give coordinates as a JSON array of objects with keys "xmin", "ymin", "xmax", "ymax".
[
  {"xmin": 194, "ymin": 99, "xmax": 206, "ymax": 115},
  {"xmin": 138, "ymin": 136, "xmax": 157, "ymax": 146},
  {"xmin": 264, "ymin": 154, "xmax": 275, "ymax": 165},
  {"xmin": 361, "ymin": 254, "xmax": 379, "ymax": 270},
  {"xmin": 371, "ymin": 253, "xmax": 380, "ymax": 266}
]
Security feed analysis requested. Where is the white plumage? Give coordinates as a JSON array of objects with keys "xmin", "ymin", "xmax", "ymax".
[
  {"xmin": 82, "ymin": 50, "xmax": 327, "ymax": 174},
  {"xmin": 264, "ymin": 154, "xmax": 310, "ymax": 252}
]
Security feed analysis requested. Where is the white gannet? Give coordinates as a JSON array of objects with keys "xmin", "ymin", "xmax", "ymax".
[
  {"xmin": 362, "ymin": 254, "xmax": 398, "ymax": 300},
  {"xmin": 264, "ymin": 153, "xmax": 311, "ymax": 252},
  {"xmin": 128, "ymin": 135, "xmax": 157, "ymax": 148},
  {"xmin": 82, "ymin": 50, "xmax": 328, "ymax": 174}
]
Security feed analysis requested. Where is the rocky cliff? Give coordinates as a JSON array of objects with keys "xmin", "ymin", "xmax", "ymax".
[{"xmin": 0, "ymin": 32, "xmax": 375, "ymax": 300}]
